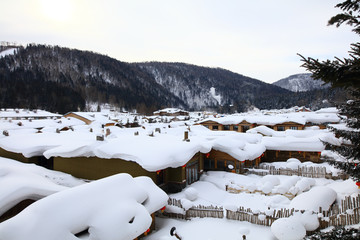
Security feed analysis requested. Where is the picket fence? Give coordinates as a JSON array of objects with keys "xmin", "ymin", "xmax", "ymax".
[
  {"xmin": 246, "ymin": 165, "xmax": 347, "ymax": 180},
  {"xmin": 164, "ymin": 194, "xmax": 360, "ymax": 229},
  {"xmin": 226, "ymin": 185, "xmax": 296, "ymax": 199},
  {"xmin": 164, "ymin": 198, "xmax": 223, "ymax": 220}
]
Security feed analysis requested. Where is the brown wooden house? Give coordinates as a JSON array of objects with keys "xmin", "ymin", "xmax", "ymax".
[
  {"xmin": 53, "ymin": 152, "xmax": 204, "ymax": 193},
  {"xmin": 64, "ymin": 112, "xmax": 93, "ymax": 125},
  {"xmin": 272, "ymin": 121, "xmax": 305, "ymax": 131},
  {"xmin": 203, "ymin": 149, "xmax": 262, "ymax": 173},
  {"xmin": 261, "ymin": 150, "xmax": 322, "ymax": 163}
]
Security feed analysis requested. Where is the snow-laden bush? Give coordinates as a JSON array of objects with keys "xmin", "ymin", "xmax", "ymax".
[
  {"xmin": 260, "ymin": 175, "xmax": 280, "ymax": 186},
  {"xmin": 273, "ymin": 176, "xmax": 300, "ymax": 195},
  {"xmin": 271, "ymin": 217, "xmax": 306, "ymax": 240},
  {"xmin": 224, "ymin": 204, "xmax": 238, "ymax": 212},
  {"xmin": 258, "ymin": 214, "xmax": 266, "ymax": 221},
  {"xmin": 261, "ymin": 181, "xmax": 275, "ymax": 194},
  {"xmin": 286, "ymin": 158, "xmax": 302, "ymax": 169},
  {"xmin": 180, "ymin": 198, "xmax": 194, "ymax": 211},
  {"xmin": 300, "ymin": 211, "xmax": 320, "ymax": 231},
  {"xmin": 289, "ymin": 186, "xmax": 337, "ymax": 212},
  {"xmin": 289, "ymin": 178, "xmax": 316, "ymax": 195},
  {"xmin": 184, "ymin": 187, "xmax": 199, "ymax": 201}
]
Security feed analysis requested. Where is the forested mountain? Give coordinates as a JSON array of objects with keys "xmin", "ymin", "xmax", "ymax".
[
  {"xmin": 0, "ymin": 44, "xmax": 348, "ymax": 114},
  {"xmin": 0, "ymin": 44, "xmax": 184, "ymax": 114},
  {"xmin": 273, "ymin": 73, "xmax": 330, "ymax": 92}
]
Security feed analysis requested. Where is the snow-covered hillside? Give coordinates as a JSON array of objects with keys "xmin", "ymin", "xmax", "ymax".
[{"xmin": 273, "ymin": 73, "xmax": 330, "ymax": 92}]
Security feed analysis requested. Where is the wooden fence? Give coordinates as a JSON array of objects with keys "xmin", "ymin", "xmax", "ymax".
[
  {"xmin": 164, "ymin": 198, "xmax": 223, "ymax": 220},
  {"xmin": 246, "ymin": 165, "xmax": 347, "ymax": 180},
  {"xmin": 226, "ymin": 185, "xmax": 296, "ymax": 199},
  {"xmin": 318, "ymin": 194, "xmax": 360, "ymax": 228},
  {"xmin": 165, "ymin": 194, "xmax": 360, "ymax": 229}
]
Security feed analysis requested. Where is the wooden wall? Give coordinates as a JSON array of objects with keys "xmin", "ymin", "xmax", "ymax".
[
  {"xmin": 262, "ymin": 150, "xmax": 321, "ymax": 163},
  {"xmin": 54, "ymin": 156, "xmax": 157, "ymax": 181},
  {"xmin": 0, "ymin": 147, "xmax": 38, "ymax": 164}
]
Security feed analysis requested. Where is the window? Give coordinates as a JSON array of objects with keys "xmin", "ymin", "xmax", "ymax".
[
  {"xmin": 223, "ymin": 125, "xmax": 230, "ymax": 130},
  {"xmin": 277, "ymin": 126, "xmax": 285, "ymax": 131},
  {"xmin": 233, "ymin": 125, "xmax": 239, "ymax": 131},
  {"xmin": 204, "ymin": 158, "xmax": 215, "ymax": 170},
  {"xmin": 242, "ymin": 125, "xmax": 250, "ymax": 132},
  {"xmin": 212, "ymin": 125, "xmax": 219, "ymax": 130},
  {"xmin": 290, "ymin": 126, "xmax": 298, "ymax": 130}
]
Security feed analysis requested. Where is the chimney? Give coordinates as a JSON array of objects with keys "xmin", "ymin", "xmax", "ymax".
[{"xmin": 183, "ymin": 131, "xmax": 190, "ymax": 142}]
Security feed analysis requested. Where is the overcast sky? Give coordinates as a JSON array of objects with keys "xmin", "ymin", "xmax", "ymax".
[{"xmin": 0, "ymin": 0, "xmax": 358, "ymax": 83}]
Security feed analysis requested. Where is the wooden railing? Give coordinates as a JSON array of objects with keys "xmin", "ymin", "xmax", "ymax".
[
  {"xmin": 164, "ymin": 194, "xmax": 360, "ymax": 229},
  {"xmin": 246, "ymin": 165, "xmax": 347, "ymax": 180}
]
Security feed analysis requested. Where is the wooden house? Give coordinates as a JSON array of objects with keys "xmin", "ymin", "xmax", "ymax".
[
  {"xmin": 203, "ymin": 149, "xmax": 262, "ymax": 173},
  {"xmin": 0, "ymin": 109, "xmax": 61, "ymax": 120},
  {"xmin": 199, "ymin": 119, "xmax": 256, "ymax": 132},
  {"xmin": 261, "ymin": 150, "xmax": 321, "ymax": 163},
  {"xmin": 63, "ymin": 112, "xmax": 93, "ymax": 125},
  {"xmin": 272, "ymin": 121, "xmax": 305, "ymax": 131},
  {"xmin": 0, "ymin": 147, "xmax": 55, "ymax": 169},
  {"xmin": 238, "ymin": 120, "xmax": 255, "ymax": 132},
  {"xmin": 199, "ymin": 120, "xmax": 223, "ymax": 131},
  {"xmin": 53, "ymin": 152, "xmax": 204, "ymax": 193}
]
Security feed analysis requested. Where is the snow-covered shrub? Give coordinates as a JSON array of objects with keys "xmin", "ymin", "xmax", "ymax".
[
  {"xmin": 273, "ymin": 176, "xmax": 300, "ymax": 195},
  {"xmin": 258, "ymin": 214, "xmax": 266, "ymax": 221},
  {"xmin": 286, "ymin": 158, "xmax": 301, "ymax": 169},
  {"xmin": 224, "ymin": 204, "xmax": 238, "ymax": 212},
  {"xmin": 300, "ymin": 211, "xmax": 319, "ymax": 231},
  {"xmin": 289, "ymin": 186, "xmax": 337, "ymax": 211},
  {"xmin": 260, "ymin": 175, "xmax": 280, "ymax": 186},
  {"xmin": 271, "ymin": 217, "xmax": 306, "ymax": 240},
  {"xmin": 261, "ymin": 181, "xmax": 275, "ymax": 194},
  {"xmin": 181, "ymin": 198, "xmax": 194, "ymax": 210},
  {"xmin": 184, "ymin": 187, "xmax": 199, "ymax": 201}
]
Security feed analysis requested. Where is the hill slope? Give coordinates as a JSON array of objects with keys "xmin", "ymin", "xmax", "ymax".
[{"xmin": 273, "ymin": 73, "xmax": 330, "ymax": 92}]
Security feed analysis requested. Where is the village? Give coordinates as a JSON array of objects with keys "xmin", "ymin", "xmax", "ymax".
[{"xmin": 0, "ymin": 106, "xmax": 359, "ymax": 240}]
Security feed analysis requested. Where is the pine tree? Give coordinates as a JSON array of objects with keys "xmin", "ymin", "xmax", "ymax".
[
  {"xmin": 305, "ymin": 226, "xmax": 360, "ymax": 239},
  {"xmin": 299, "ymin": 0, "xmax": 360, "ymax": 183}
]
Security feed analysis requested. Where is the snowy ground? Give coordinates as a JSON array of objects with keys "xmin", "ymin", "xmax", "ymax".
[
  {"xmin": 145, "ymin": 165, "xmax": 360, "ymax": 240},
  {"xmin": 144, "ymin": 217, "xmax": 275, "ymax": 240}
]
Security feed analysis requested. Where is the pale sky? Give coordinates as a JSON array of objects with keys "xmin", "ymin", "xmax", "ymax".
[{"xmin": 0, "ymin": 0, "xmax": 358, "ymax": 83}]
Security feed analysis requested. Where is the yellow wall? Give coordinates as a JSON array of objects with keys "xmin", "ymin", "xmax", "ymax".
[
  {"xmin": 54, "ymin": 156, "xmax": 157, "ymax": 181},
  {"xmin": 0, "ymin": 147, "xmax": 38, "ymax": 164}
]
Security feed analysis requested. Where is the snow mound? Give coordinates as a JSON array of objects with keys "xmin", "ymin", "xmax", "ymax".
[
  {"xmin": 184, "ymin": 187, "xmax": 199, "ymax": 201},
  {"xmin": 0, "ymin": 157, "xmax": 84, "ymax": 216},
  {"xmin": 271, "ymin": 217, "xmax": 306, "ymax": 240},
  {"xmin": 286, "ymin": 158, "xmax": 301, "ymax": 169},
  {"xmin": 260, "ymin": 175, "xmax": 280, "ymax": 186},
  {"xmin": 289, "ymin": 186, "xmax": 337, "ymax": 212},
  {"xmin": 0, "ymin": 173, "xmax": 168, "ymax": 240},
  {"xmin": 300, "ymin": 211, "xmax": 319, "ymax": 231}
]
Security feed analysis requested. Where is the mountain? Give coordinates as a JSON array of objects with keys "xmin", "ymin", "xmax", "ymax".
[
  {"xmin": 0, "ymin": 44, "xmax": 185, "ymax": 114},
  {"xmin": 0, "ymin": 44, "xmax": 347, "ymax": 114},
  {"xmin": 273, "ymin": 73, "xmax": 330, "ymax": 92},
  {"xmin": 135, "ymin": 62, "xmax": 295, "ymax": 111}
]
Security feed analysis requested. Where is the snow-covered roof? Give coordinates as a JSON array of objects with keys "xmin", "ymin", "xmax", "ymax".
[
  {"xmin": 199, "ymin": 110, "xmax": 340, "ymax": 126},
  {"xmin": 0, "ymin": 109, "xmax": 61, "ymax": 119},
  {"xmin": 0, "ymin": 157, "xmax": 84, "ymax": 216},
  {"xmin": 153, "ymin": 108, "xmax": 188, "ymax": 114},
  {"xmin": 0, "ymin": 117, "xmax": 85, "ymax": 132},
  {"xmin": 0, "ymin": 125, "xmax": 266, "ymax": 171},
  {"xmin": 66, "ymin": 112, "xmax": 116, "ymax": 125},
  {"xmin": 0, "ymin": 173, "xmax": 168, "ymax": 240}
]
